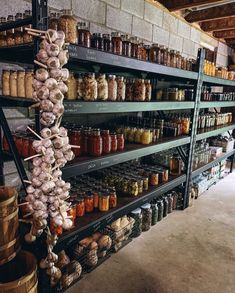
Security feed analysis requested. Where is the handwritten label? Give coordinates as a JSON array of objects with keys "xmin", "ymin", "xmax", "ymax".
[
  {"xmin": 106, "ymin": 214, "xmax": 114, "ymax": 224},
  {"xmin": 93, "ymin": 221, "xmax": 101, "ymax": 232},
  {"xmin": 87, "ymin": 163, "xmax": 96, "ymax": 170},
  {"xmin": 86, "ymin": 49, "xmax": 97, "ymax": 62},
  {"xmin": 101, "ymin": 160, "xmax": 110, "ymax": 166},
  {"xmin": 66, "ymin": 234, "xmax": 79, "ymax": 247}
]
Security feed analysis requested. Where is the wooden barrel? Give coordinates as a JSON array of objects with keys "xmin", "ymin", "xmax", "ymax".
[
  {"xmin": 0, "ymin": 186, "xmax": 20, "ymax": 265},
  {"xmin": 0, "ymin": 250, "xmax": 38, "ymax": 293}
]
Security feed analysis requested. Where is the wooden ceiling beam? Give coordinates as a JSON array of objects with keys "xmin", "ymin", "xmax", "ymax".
[
  {"xmin": 213, "ymin": 30, "xmax": 235, "ymax": 39},
  {"xmin": 157, "ymin": 0, "xmax": 224, "ymax": 11},
  {"xmin": 200, "ymin": 17, "xmax": 235, "ymax": 32},
  {"xmin": 225, "ymin": 38, "xmax": 235, "ymax": 45},
  {"xmin": 185, "ymin": 3, "xmax": 235, "ymax": 23}
]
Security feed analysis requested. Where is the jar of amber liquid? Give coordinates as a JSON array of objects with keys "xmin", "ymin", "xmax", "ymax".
[
  {"xmin": 10, "ymin": 71, "xmax": 17, "ymax": 97},
  {"xmin": 17, "ymin": 70, "xmax": 25, "ymax": 98},
  {"xmin": 170, "ymin": 154, "xmax": 182, "ymax": 176},
  {"xmin": 25, "ymin": 69, "xmax": 33, "ymax": 99},
  {"xmin": 6, "ymin": 15, "xmax": 15, "ymax": 46},
  {"xmin": 66, "ymin": 72, "xmax": 77, "ymax": 100},
  {"xmin": 15, "ymin": 13, "xmax": 24, "ymax": 45},
  {"xmin": 150, "ymin": 43, "xmax": 160, "ymax": 64},
  {"xmin": 141, "ymin": 129, "xmax": 151, "ymax": 145},
  {"xmin": 2, "ymin": 70, "xmax": 10, "ymax": 96},
  {"xmin": 109, "ymin": 188, "xmax": 117, "ymax": 208},
  {"xmin": 58, "ymin": 10, "xmax": 77, "ymax": 44},
  {"xmin": 112, "ymin": 32, "xmax": 122, "ymax": 55},
  {"xmin": 0, "ymin": 17, "xmax": 7, "ymax": 47},
  {"xmin": 85, "ymin": 193, "xmax": 94, "ymax": 213},
  {"xmin": 182, "ymin": 117, "xmax": 190, "ymax": 135},
  {"xmin": 99, "ymin": 192, "xmax": 109, "ymax": 212}
]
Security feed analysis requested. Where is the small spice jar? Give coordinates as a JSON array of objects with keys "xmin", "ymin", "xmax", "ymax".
[
  {"xmin": 2, "ymin": 70, "xmax": 10, "ymax": 96},
  {"xmin": 99, "ymin": 191, "xmax": 109, "ymax": 212},
  {"xmin": 117, "ymin": 134, "xmax": 125, "ymax": 151},
  {"xmin": 66, "ymin": 72, "xmax": 77, "ymax": 100},
  {"xmin": 141, "ymin": 203, "xmax": 152, "ymax": 232},
  {"xmin": 103, "ymin": 34, "xmax": 112, "ymax": 52},
  {"xmin": 111, "ymin": 133, "xmax": 118, "ymax": 152},
  {"xmin": 117, "ymin": 76, "xmax": 126, "ymax": 101},
  {"xmin": 130, "ymin": 208, "xmax": 142, "ymax": 237},
  {"xmin": 25, "ymin": 69, "xmax": 34, "ymax": 99},
  {"xmin": 122, "ymin": 34, "xmax": 131, "ymax": 57},
  {"xmin": 6, "ymin": 15, "xmax": 15, "ymax": 46},
  {"xmin": 84, "ymin": 193, "xmax": 94, "ymax": 213},
  {"xmin": 77, "ymin": 22, "xmax": 91, "ymax": 48},
  {"xmin": 151, "ymin": 202, "xmax": 158, "ymax": 226},
  {"xmin": 97, "ymin": 73, "xmax": 108, "ymax": 101},
  {"xmin": 0, "ymin": 17, "xmax": 7, "ymax": 47},
  {"xmin": 157, "ymin": 199, "xmax": 164, "ymax": 221},
  {"xmin": 108, "ymin": 75, "xmax": 117, "ymax": 101},
  {"xmin": 145, "ymin": 80, "xmax": 152, "ymax": 101},
  {"xmin": 101, "ymin": 130, "xmax": 111, "ymax": 154},
  {"xmin": 17, "ymin": 70, "xmax": 25, "ymax": 98},
  {"xmin": 170, "ymin": 153, "xmax": 182, "ymax": 176},
  {"xmin": 10, "ymin": 70, "xmax": 17, "ymax": 97},
  {"xmin": 111, "ymin": 32, "xmax": 122, "ymax": 55},
  {"xmin": 109, "ymin": 188, "xmax": 117, "ymax": 208},
  {"xmin": 14, "ymin": 13, "xmax": 24, "ymax": 45},
  {"xmin": 133, "ymin": 79, "xmax": 146, "ymax": 101},
  {"xmin": 58, "ymin": 10, "xmax": 77, "ymax": 44},
  {"xmin": 83, "ymin": 73, "xmax": 98, "ymax": 101}
]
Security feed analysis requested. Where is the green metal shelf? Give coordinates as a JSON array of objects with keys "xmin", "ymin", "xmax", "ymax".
[
  {"xmin": 196, "ymin": 124, "xmax": 235, "ymax": 141},
  {"xmin": 0, "ymin": 95, "xmax": 34, "ymax": 108},
  {"xmin": 199, "ymin": 101, "xmax": 235, "ymax": 109},
  {"xmin": 64, "ymin": 101, "xmax": 195, "ymax": 114},
  {"xmin": 202, "ymin": 75, "xmax": 235, "ymax": 87},
  {"xmin": 192, "ymin": 149, "xmax": 235, "ymax": 178}
]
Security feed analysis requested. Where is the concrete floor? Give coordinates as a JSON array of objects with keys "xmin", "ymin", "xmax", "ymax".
[{"xmin": 68, "ymin": 173, "xmax": 235, "ymax": 293}]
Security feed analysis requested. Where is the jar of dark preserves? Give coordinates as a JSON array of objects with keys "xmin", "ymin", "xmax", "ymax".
[
  {"xmin": 185, "ymin": 89, "xmax": 194, "ymax": 101},
  {"xmin": 91, "ymin": 130, "xmax": 102, "ymax": 157},
  {"xmin": 157, "ymin": 199, "xmax": 164, "ymax": 221},
  {"xmin": 176, "ymin": 51, "xmax": 182, "ymax": 69},
  {"xmin": 97, "ymin": 33, "xmax": 104, "ymax": 50},
  {"xmin": 160, "ymin": 45, "xmax": 168, "ymax": 66},
  {"xmin": 91, "ymin": 33, "xmax": 99, "ymax": 49},
  {"xmin": 0, "ymin": 17, "xmax": 7, "ymax": 47},
  {"xmin": 125, "ymin": 79, "xmax": 133, "ymax": 101},
  {"xmin": 144, "ymin": 45, "xmax": 151, "ymax": 61},
  {"xmin": 111, "ymin": 32, "xmax": 122, "ymax": 55},
  {"xmin": 150, "ymin": 43, "xmax": 160, "ymax": 64},
  {"xmin": 130, "ymin": 208, "xmax": 142, "ymax": 237},
  {"xmin": 101, "ymin": 130, "xmax": 111, "ymax": 154},
  {"xmin": 139, "ymin": 42, "xmax": 147, "ymax": 60},
  {"xmin": 141, "ymin": 203, "xmax": 152, "ymax": 231},
  {"xmin": 48, "ymin": 12, "xmax": 60, "ymax": 30},
  {"xmin": 167, "ymin": 193, "xmax": 174, "ymax": 213},
  {"xmin": 122, "ymin": 34, "xmax": 131, "ymax": 57},
  {"xmin": 103, "ymin": 34, "xmax": 112, "ymax": 52},
  {"xmin": 77, "ymin": 22, "xmax": 91, "ymax": 48},
  {"xmin": 130, "ymin": 36, "xmax": 138, "ymax": 58},
  {"xmin": 111, "ymin": 133, "xmax": 117, "ymax": 152},
  {"xmin": 70, "ymin": 129, "xmax": 82, "ymax": 157},
  {"xmin": 163, "ymin": 197, "xmax": 169, "ymax": 217},
  {"xmin": 170, "ymin": 50, "xmax": 177, "ymax": 68},
  {"xmin": 81, "ymin": 129, "xmax": 89, "ymax": 155},
  {"xmin": 6, "ymin": 15, "xmax": 15, "ymax": 46},
  {"xmin": 151, "ymin": 202, "xmax": 158, "ymax": 226}
]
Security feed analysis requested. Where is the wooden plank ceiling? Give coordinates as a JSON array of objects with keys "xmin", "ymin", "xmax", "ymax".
[{"xmin": 156, "ymin": 0, "xmax": 235, "ymax": 48}]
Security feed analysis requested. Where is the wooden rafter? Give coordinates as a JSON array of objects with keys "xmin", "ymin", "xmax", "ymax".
[
  {"xmin": 213, "ymin": 30, "xmax": 235, "ymax": 39},
  {"xmin": 157, "ymin": 0, "xmax": 224, "ymax": 11},
  {"xmin": 185, "ymin": 3, "xmax": 235, "ymax": 23},
  {"xmin": 200, "ymin": 17, "xmax": 235, "ymax": 32},
  {"xmin": 225, "ymin": 38, "xmax": 235, "ymax": 45}
]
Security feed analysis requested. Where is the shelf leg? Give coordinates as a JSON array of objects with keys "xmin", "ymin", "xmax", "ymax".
[
  {"xmin": 0, "ymin": 126, "xmax": 4, "ymax": 185},
  {"xmin": 230, "ymin": 154, "xmax": 234, "ymax": 173}
]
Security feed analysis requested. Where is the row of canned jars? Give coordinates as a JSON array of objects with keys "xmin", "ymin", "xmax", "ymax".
[
  {"xmin": 66, "ymin": 72, "xmax": 152, "ymax": 102},
  {"xmin": 197, "ymin": 112, "xmax": 233, "ymax": 129}
]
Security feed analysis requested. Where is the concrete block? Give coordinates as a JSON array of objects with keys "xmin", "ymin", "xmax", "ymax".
[
  {"xmin": 153, "ymin": 26, "xmax": 169, "ymax": 46},
  {"xmin": 178, "ymin": 21, "xmax": 191, "ymax": 39},
  {"xmin": 144, "ymin": 2, "xmax": 163, "ymax": 27},
  {"xmin": 194, "ymin": 43, "xmax": 201, "ymax": 58},
  {"xmin": 132, "ymin": 16, "xmax": 153, "ymax": 42},
  {"xmin": 216, "ymin": 53, "xmax": 228, "ymax": 67},
  {"xmin": 201, "ymin": 33, "xmax": 218, "ymax": 49},
  {"xmin": 169, "ymin": 34, "xmax": 183, "ymax": 52},
  {"xmin": 0, "ymin": 0, "xmax": 31, "ymax": 16},
  {"xmin": 102, "ymin": 0, "xmax": 120, "ymax": 8},
  {"xmin": 90, "ymin": 23, "xmax": 112, "ymax": 34},
  {"xmin": 190, "ymin": 27, "xmax": 201, "ymax": 44},
  {"xmin": 163, "ymin": 12, "xmax": 178, "ymax": 34},
  {"xmin": 183, "ymin": 39, "xmax": 195, "ymax": 56},
  {"xmin": 106, "ymin": 5, "xmax": 132, "ymax": 34},
  {"xmin": 72, "ymin": 0, "xmax": 106, "ymax": 24},
  {"xmin": 218, "ymin": 42, "xmax": 229, "ymax": 57},
  {"xmin": 121, "ymin": 0, "xmax": 144, "ymax": 18},
  {"xmin": 48, "ymin": 0, "xmax": 71, "ymax": 10}
]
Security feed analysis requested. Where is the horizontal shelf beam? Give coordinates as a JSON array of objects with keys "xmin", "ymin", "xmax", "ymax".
[
  {"xmin": 202, "ymin": 75, "xmax": 235, "ymax": 87},
  {"xmin": 199, "ymin": 101, "xmax": 235, "ymax": 108},
  {"xmin": 55, "ymin": 174, "xmax": 186, "ymax": 252},
  {"xmin": 192, "ymin": 150, "xmax": 235, "ymax": 178},
  {"xmin": 196, "ymin": 124, "xmax": 235, "ymax": 141},
  {"xmin": 64, "ymin": 101, "xmax": 195, "ymax": 114},
  {"xmin": 0, "ymin": 17, "xmax": 32, "ymax": 32},
  {"xmin": 0, "ymin": 96, "xmax": 34, "ymax": 108},
  {"xmin": 62, "ymin": 137, "xmax": 190, "ymax": 179}
]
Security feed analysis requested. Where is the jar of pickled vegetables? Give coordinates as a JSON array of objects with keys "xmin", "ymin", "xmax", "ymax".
[
  {"xmin": 10, "ymin": 71, "xmax": 17, "ymax": 97},
  {"xmin": 176, "ymin": 51, "xmax": 182, "ymax": 69},
  {"xmin": 145, "ymin": 80, "xmax": 152, "ymax": 101},
  {"xmin": 25, "ymin": 69, "xmax": 34, "ymax": 99},
  {"xmin": 151, "ymin": 202, "xmax": 158, "ymax": 226},
  {"xmin": 68, "ymin": 202, "xmax": 77, "ymax": 225},
  {"xmin": 84, "ymin": 193, "xmax": 94, "ymax": 213},
  {"xmin": 141, "ymin": 129, "xmax": 151, "ymax": 145},
  {"xmin": 99, "ymin": 192, "xmax": 109, "ymax": 212},
  {"xmin": 130, "ymin": 36, "xmax": 138, "ymax": 58},
  {"xmin": 66, "ymin": 72, "xmax": 77, "ymax": 100},
  {"xmin": 131, "ymin": 208, "xmax": 142, "ymax": 237},
  {"xmin": 101, "ymin": 130, "xmax": 111, "ymax": 154},
  {"xmin": 122, "ymin": 34, "xmax": 131, "ymax": 57},
  {"xmin": 141, "ymin": 203, "xmax": 152, "ymax": 231},
  {"xmin": 160, "ymin": 45, "xmax": 168, "ymax": 66},
  {"xmin": 117, "ymin": 76, "xmax": 126, "ymax": 101},
  {"xmin": 109, "ymin": 188, "xmax": 117, "ymax": 208},
  {"xmin": 150, "ymin": 172, "xmax": 159, "ymax": 186},
  {"xmin": 157, "ymin": 199, "xmax": 164, "ymax": 221},
  {"xmin": 83, "ymin": 73, "xmax": 97, "ymax": 101},
  {"xmin": 170, "ymin": 50, "xmax": 177, "ymax": 68},
  {"xmin": 129, "ymin": 179, "xmax": 139, "ymax": 196},
  {"xmin": 181, "ymin": 117, "xmax": 190, "ymax": 135},
  {"xmin": 134, "ymin": 128, "xmax": 143, "ymax": 143},
  {"xmin": 150, "ymin": 43, "xmax": 160, "ymax": 64},
  {"xmin": 58, "ymin": 10, "xmax": 77, "ymax": 44},
  {"xmin": 170, "ymin": 154, "xmax": 182, "ymax": 176},
  {"xmin": 111, "ymin": 133, "xmax": 117, "ymax": 152},
  {"xmin": 167, "ymin": 194, "xmax": 174, "ymax": 214},
  {"xmin": 108, "ymin": 75, "xmax": 117, "ymax": 101},
  {"xmin": 133, "ymin": 79, "xmax": 146, "ymax": 101},
  {"xmin": 50, "ymin": 221, "xmax": 63, "ymax": 236},
  {"xmin": 117, "ymin": 134, "xmax": 124, "ymax": 151},
  {"xmin": 2, "ymin": 70, "xmax": 10, "ymax": 96},
  {"xmin": 17, "ymin": 70, "xmax": 25, "ymax": 98},
  {"xmin": 125, "ymin": 79, "xmax": 133, "ymax": 101},
  {"xmin": 97, "ymin": 73, "xmax": 108, "ymax": 101},
  {"xmin": 70, "ymin": 129, "xmax": 82, "ymax": 157},
  {"xmin": 163, "ymin": 196, "xmax": 169, "ymax": 217},
  {"xmin": 111, "ymin": 32, "xmax": 122, "ymax": 55}
]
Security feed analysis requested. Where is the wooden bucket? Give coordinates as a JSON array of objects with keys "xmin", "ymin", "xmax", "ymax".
[
  {"xmin": 0, "ymin": 250, "xmax": 38, "ymax": 293},
  {"xmin": 0, "ymin": 186, "xmax": 20, "ymax": 265}
]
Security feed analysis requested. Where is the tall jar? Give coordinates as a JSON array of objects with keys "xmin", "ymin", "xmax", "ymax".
[
  {"xmin": 83, "ymin": 73, "xmax": 97, "ymax": 101},
  {"xmin": 163, "ymin": 197, "xmax": 169, "ymax": 217},
  {"xmin": 160, "ymin": 46, "xmax": 168, "ymax": 66},
  {"xmin": 170, "ymin": 153, "xmax": 182, "ymax": 176},
  {"xmin": 108, "ymin": 75, "xmax": 117, "ymax": 101},
  {"xmin": 117, "ymin": 134, "xmax": 125, "ymax": 151},
  {"xmin": 10, "ymin": 70, "xmax": 17, "ymax": 97},
  {"xmin": 84, "ymin": 193, "xmax": 94, "ymax": 213},
  {"xmin": 150, "ymin": 43, "xmax": 160, "ymax": 64},
  {"xmin": 117, "ymin": 76, "xmax": 126, "ymax": 101},
  {"xmin": 76, "ymin": 73, "xmax": 83, "ymax": 99},
  {"xmin": 145, "ymin": 80, "xmax": 152, "ymax": 101},
  {"xmin": 23, "ymin": 10, "xmax": 33, "ymax": 44},
  {"xmin": 139, "ymin": 42, "xmax": 147, "ymax": 61},
  {"xmin": 91, "ymin": 129, "xmax": 102, "ymax": 157},
  {"xmin": 111, "ymin": 32, "xmax": 122, "ymax": 55},
  {"xmin": 141, "ymin": 129, "xmax": 151, "ymax": 145},
  {"xmin": 167, "ymin": 194, "xmax": 174, "ymax": 213},
  {"xmin": 17, "ymin": 70, "xmax": 25, "ymax": 97},
  {"xmin": 6, "ymin": 15, "xmax": 15, "ymax": 46},
  {"xmin": 133, "ymin": 79, "xmax": 146, "ymax": 101},
  {"xmin": 25, "ymin": 69, "xmax": 33, "ymax": 98},
  {"xmin": 122, "ymin": 34, "xmax": 131, "ymax": 57},
  {"xmin": 130, "ymin": 208, "xmax": 142, "ymax": 237},
  {"xmin": 2, "ymin": 70, "xmax": 10, "ymax": 96},
  {"xmin": 125, "ymin": 79, "xmax": 133, "ymax": 101},
  {"xmin": 48, "ymin": 12, "xmax": 59, "ymax": 30},
  {"xmin": 111, "ymin": 133, "xmax": 118, "ymax": 152},
  {"xmin": 99, "ymin": 191, "xmax": 109, "ymax": 212},
  {"xmin": 130, "ymin": 36, "xmax": 138, "ymax": 58},
  {"xmin": 170, "ymin": 50, "xmax": 177, "ymax": 68},
  {"xmin": 70, "ymin": 130, "xmax": 82, "ymax": 157},
  {"xmin": 14, "ymin": 13, "xmax": 23, "ymax": 45},
  {"xmin": 103, "ymin": 34, "xmax": 112, "ymax": 52},
  {"xmin": 101, "ymin": 130, "xmax": 111, "ymax": 154},
  {"xmin": 151, "ymin": 202, "xmax": 158, "ymax": 226},
  {"xmin": 109, "ymin": 188, "xmax": 117, "ymax": 208},
  {"xmin": 66, "ymin": 72, "xmax": 77, "ymax": 100},
  {"xmin": 182, "ymin": 117, "xmax": 190, "ymax": 135},
  {"xmin": 141, "ymin": 203, "xmax": 152, "ymax": 232},
  {"xmin": 58, "ymin": 10, "xmax": 77, "ymax": 44},
  {"xmin": 0, "ymin": 17, "xmax": 7, "ymax": 47},
  {"xmin": 77, "ymin": 22, "xmax": 91, "ymax": 48},
  {"xmin": 176, "ymin": 51, "xmax": 182, "ymax": 69},
  {"xmin": 157, "ymin": 199, "xmax": 164, "ymax": 221},
  {"xmin": 97, "ymin": 74, "xmax": 108, "ymax": 101}
]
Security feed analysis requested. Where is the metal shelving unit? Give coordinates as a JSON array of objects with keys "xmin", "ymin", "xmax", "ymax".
[
  {"xmin": 202, "ymin": 75, "xmax": 235, "ymax": 87},
  {"xmin": 199, "ymin": 101, "xmax": 235, "ymax": 108},
  {"xmin": 196, "ymin": 123, "xmax": 235, "ymax": 141}
]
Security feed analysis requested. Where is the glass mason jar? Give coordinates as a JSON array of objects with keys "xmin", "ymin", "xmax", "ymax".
[
  {"xmin": 6, "ymin": 15, "xmax": 15, "ymax": 46},
  {"xmin": 182, "ymin": 117, "xmax": 190, "ymax": 135},
  {"xmin": 25, "ymin": 69, "xmax": 34, "ymax": 99},
  {"xmin": 168, "ymin": 88, "xmax": 178, "ymax": 101},
  {"xmin": 48, "ymin": 12, "xmax": 59, "ymax": 30},
  {"xmin": 117, "ymin": 134, "xmax": 125, "ymax": 151},
  {"xmin": 91, "ymin": 129, "xmax": 102, "ymax": 157},
  {"xmin": 167, "ymin": 193, "xmax": 174, "ymax": 213},
  {"xmin": 66, "ymin": 72, "xmax": 77, "ymax": 100},
  {"xmin": 170, "ymin": 154, "xmax": 182, "ymax": 176},
  {"xmin": 97, "ymin": 73, "xmax": 108, "ymax": 101},
  {"xmin": 101, "ymin": 129, "xmax": 111, "ymax": 154},
  {"xmin": 14, "ymin": 13, "xmax": 24, "ymax": 45},
  {"xmin": 181, "ymin": 57, "xmax": 187, "ymax": 70},
  {"xmin": 108, "ymin": 75, "xmax": 117, "ymax": 101},
  {"xmin": 176, "ymin": 51, "xmax": 182, "ymax": 69},
  {"xmin": 2, "ymin": 70, "xmax": 10, "ymax": 96},
  {"xmin": 0, "ymin": 17, "xmax": 7, "ymax": 47},
  {"xmin": 111, "ymin": 32, "xmax": 122, "ymax": 55},
  {"xmin": 84, "ymin": 193, "xmax": 94, "ymax": 213},
  {"xmin": 135, "ymin": 128, "xmax": 143, "ymax": 143},
  {"xmin": 157, "ymin": 199, "xmax": 164, "ymax": 221},
  {"xmin": 144, "ymin": 45, "xmax": 151, "ymax": 61},
  {"xmin": 139, "ymin": 42, "xmax": 147, "ymax": 61},
  {"xmin": 117, "ymin": 76, "xmax": 126, "ymax": 101},
  {"xmin": 17, "ymin": 70, "xmax": 25, "ymax": 98},
  {"xmin": 131, "ymin": 208, "xmax": 142, "ymax": 237},
  {"xmin": 125, "ymin": 79, "xmax": 133, "ymax": 101},
  {"xmin": 70, "ymin": 129, "xmax": 82, "ymax": 157},
  {"xmin": 141, "ymin": 129, "xmax": 151, "ymax": 145},
  {"xmin": 185, "ymin": 89, "xmax": 194, "ymax": 101},
  {"xmin": 111, "ymin": 133, "xmax": 118, "ymax": 152},
  {"xmin": 58, "ymin": 10, "xmax": 77, "ymax": 44},
  {"xmin": 150, "ymin": 43, "xmax": 160, "ymax": 64},
  {"xmin": 145, "ymin": 80, "xmax": 152, "ymax": 101},
  {"xmin": 77, "ymin": 22, "xmax": 91, "ymax": 48},
  {"xmin": 103, "ymin": 34, "xmax": 112, "ymax": 52},
  {"xmin": 141, "ymin": 203, "xmax": 152, "ymax": 232},
  {"xmin": 10, "ymin": 70, "xmax": 17, "ymax": 97},
  {"xmin": 160, "ymin": 45, "xmax": 168, "ymax": 66},
  {"xmin": 91, "ymin": 33, "xmax": 99, "ymax": 49},
  {"xmin": 130, "ymin": 36, "xmax": 138, "ymax": 58},
  {"xmin": 97, "ymin": 33, "xmax": 104, "ymax": 50},
  {"xmin": 76, "ymin": 73, "xmax": 83, "ymax": 100},
  {"xmin": 23, "ymin": 10, "xmax": 33, "ymax": 44},
  {"xmin": 122, "ymin": 34, "xmax": 131, "ymax": 57},
  {"xmin": 109, "ymin": 187, "xmax": 117, "ymax": 208},
  {"xmin": 151, "ymin": 202, "xmax": 158, "ymax": 226},
  {"xmin": 129, "ymin": 179, "xmax": 139, "ymax": 196},
  {"xmin": 170, "ymin": 50, "xmax": 177, "ymax": 68},
  {"xmin": 83, "ymin": 73, "xmax": 98, "ymax": 101},
  {"xmin": 99, "ymin": 192, "xmax": 109, "ymax": 212},
  {"xmin": 133, "ymin": 79, "xmax": 146, "ymax": 101},
  {"xmin": 150, "ymin": 171, "xmax": 159, "ymax": 186},
  {"xmin": 163, "ymin": 196, "xmax": 169, "ymax": 217}
]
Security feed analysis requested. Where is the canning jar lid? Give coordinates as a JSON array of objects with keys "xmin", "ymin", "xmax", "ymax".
[
  {"xmin": 141, "ymin": 203, "xmax": 151, "ymax": 209},
  {"xmin": 131, "ymin": 208, "xmax": 142, "ymax": 214}
]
